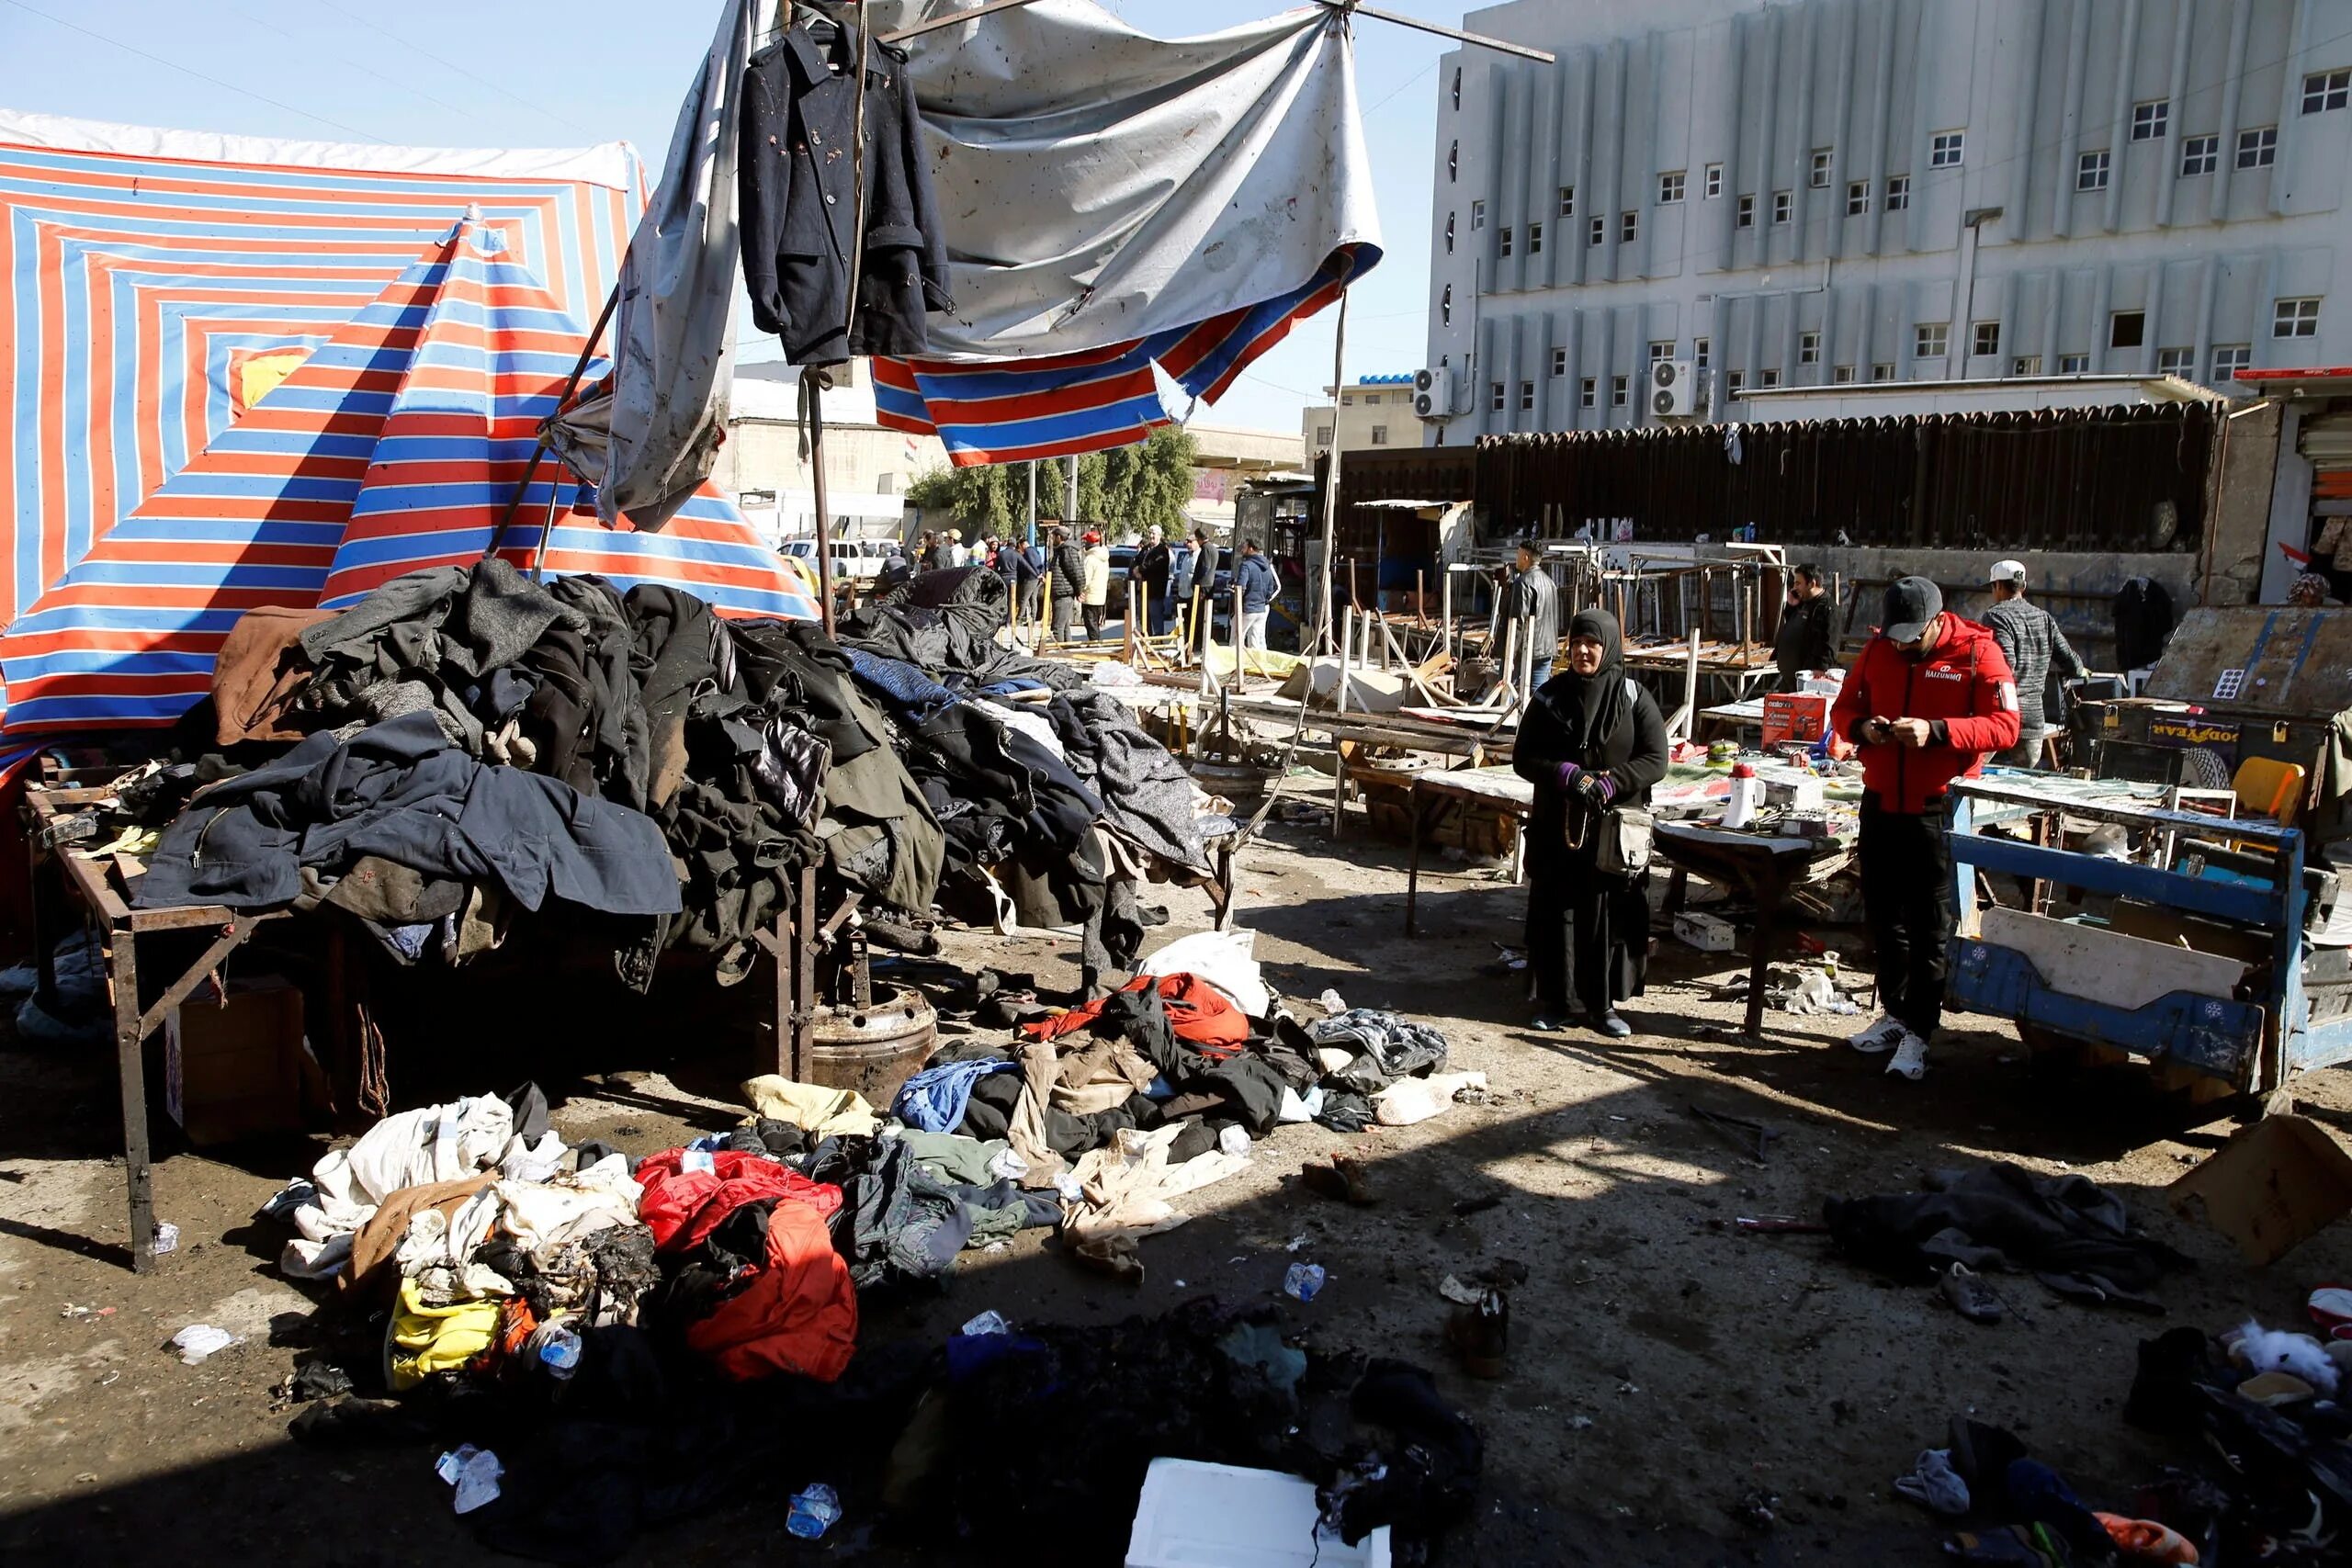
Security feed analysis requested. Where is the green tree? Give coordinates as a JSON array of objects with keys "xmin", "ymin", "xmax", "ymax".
[{"xmin": 904, "ymin": 426, "xmax": 1200, "ymax": 536}]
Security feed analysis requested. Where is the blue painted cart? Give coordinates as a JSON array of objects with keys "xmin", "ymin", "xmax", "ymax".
[{"xmin": 1943, "ymin": 774, "xmax": 2352, "ymax": 1097}]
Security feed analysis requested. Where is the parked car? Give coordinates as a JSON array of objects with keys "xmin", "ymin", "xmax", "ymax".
[{"xmin": 779, "ymin": 536, "xmax": 894, "ymax": 583}]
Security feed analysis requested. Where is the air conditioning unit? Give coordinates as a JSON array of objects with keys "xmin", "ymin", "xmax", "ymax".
[
  {"xmin": 1413, "ymin": 366, "xmax": 1454, "ymax": 419},
  {"xmin": 1649, "ymin": 359, "xmax": 1697, "ymax": 418}
]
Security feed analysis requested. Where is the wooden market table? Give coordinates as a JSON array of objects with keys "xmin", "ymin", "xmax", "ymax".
[
  {"xmin": 1403, "ymin": 765, "xmax": 1533, "ymax": 936},
  {"xmin": 1653, "ymin": 818, "xmax": 1855, "ymax": 1039},
  {"xmin": 21, "ymin": 784, "xmax": 298, "ymax": 1272}
]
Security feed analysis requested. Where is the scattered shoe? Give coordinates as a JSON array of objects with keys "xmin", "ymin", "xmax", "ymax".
[
  {"xmin": 1892, "ymin": 1448, "xmax": 1971, "ymax": 1517},
  {"xmin": 1299, "ymin": 1154, "xmax": 1379, "ymax": 1206},
  {"xmin": 1939, "ymin": 1263, "xmax": 2005, "ymax": 1325},
  {"xmin": 1886, "ymin": 1031, "xmax": 1930, "ymax": 1080},
  {"xmin": 1528, "ymin": 1015, "xmax": 1565, "ymax": 1033},
  {"xmin": 1596, "ymin": 1013, "xmax": 1633, "ymax": 1039},
  {"xmin": 2093, "ymin": 1511, "xmax": 2200, "ymax": 1563},
  {"xmin": 1444, "ymin": 1287, "xmax": 1510, "ymax": 1379},
  {"xmin": 1848, "ymin": 1012, "xmax": 1905, "ymax": 1055}
]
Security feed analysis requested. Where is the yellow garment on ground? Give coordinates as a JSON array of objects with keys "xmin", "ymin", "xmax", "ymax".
[
  {"xmin": 387, "ymin": 1276, "xmax": 502, "ymax": 1392},
  {"xmin": 739, "ymin": 1075, "xmax": 881, "ymax": 1138}
]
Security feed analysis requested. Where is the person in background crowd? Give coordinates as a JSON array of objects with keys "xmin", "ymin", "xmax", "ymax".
[
  {"xmin": 1509, "ymin": 538, "xmax": 1560, "ymax": 689},
  {"xmin": 1983, "ymin": 559, "xmax": 2086, "ymax": 769},
  {"xmin": 1134, "ymin": 525, "xmax": 1173, "ymax": 637},
  {"xmin": 1512, "ymin": 608, "xmax": 1669, "ymax": 1039},
  {"xmin": 1021, "ymin": 534, "xmax": 1048, "ymax": 627},
  {"xmin": 1080, "ymin": 529, "xmax": 1111, "ymax": 640},
  {"xmin": 2290, "ymin": 571, "xmax": 2342, "ymax": 609},
  {"xmin": 1170, "ymin": 531, "xmax": 1200, "ymax": 636},
  {"xmin": 995, "ymin": 533, "xmax": 1036, "ymax": 628},
  {"xmin": 944, "ymin": 528, "xmax": 967, "ymax": 569},
  {"xmin": 1047, "ymin": 525, "xmax": 1084, "ymax": 642},
  {"xmin": 1237, "ymin": 537, "xmax": 1280, "ymax": 659},
  {"xmin": 2312, "ymin": 514, "xmax": 2352, "ymax": 604},
  {"xmin": 916, "ymin": 531, "xmax": 940, "ymax": 571},
  {"xmin": 876, "ymin": 546, "xmax": 912, "ymax": 594},
  {"xmin": 1771, "ymin": 563, "xmax": 1838, "ymax": 694},
  {"xmin": 1832, "ymin": 577, "xmax": 2020, "ymax": 1082}
]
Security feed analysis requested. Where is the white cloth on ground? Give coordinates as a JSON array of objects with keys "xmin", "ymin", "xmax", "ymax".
[
  {"xmin": 1138, "ymin": 927, "xmax": 1270, "ymax": 1018},
  {"xmin": 1061, "ymin": 1123, "xmax": 1249, "ymax": 1246},
  {"xmin": 1370, "ymin": 1070, "xmax": 1488, "ymax": 1128},
  {"xmin": 296, "ymin": 1095, "xmax": 520, "ymax": 1243}
]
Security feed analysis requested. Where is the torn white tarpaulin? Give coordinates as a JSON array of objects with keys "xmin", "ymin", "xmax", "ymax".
[
  {"xmin": 876, "ymin": 0, "xmax": 1379, "ymax": 361},
  {"xmin": 864, "ymin": 0, "xmax": 1378, "ymax": 461}
]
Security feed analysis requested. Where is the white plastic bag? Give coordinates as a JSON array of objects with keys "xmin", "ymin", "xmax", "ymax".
[{"xmin": 1139, "ymin": 929, "xmax": 1271, "ymax": 1018}]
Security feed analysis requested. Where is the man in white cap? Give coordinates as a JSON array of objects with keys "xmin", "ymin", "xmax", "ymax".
[{"xmin": 1983, "ymin": 560, "xmax": 2086, "ymax": 769}]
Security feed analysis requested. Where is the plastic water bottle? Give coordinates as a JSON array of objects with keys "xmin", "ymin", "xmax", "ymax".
[
  {"xmin": 536, "ymin": 1325, "xmax": 582, "ymax": 1380},
  {"xmin": 1723, "ymin": 762, "xmax": 1763, "ymax": 830},
  {"xmin": 960, "ymin": 1310, "xmax": 1010, "ymax": 1337},
  {"xmin": 1283, "ymin": 1262, "xmax": 1326, "ymax": 1303},
  {"xmin": 786, "ymin": 1483, "xmax": 842, "ymax": 1540}
]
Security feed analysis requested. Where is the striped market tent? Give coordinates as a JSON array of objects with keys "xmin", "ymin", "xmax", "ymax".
[
  {"xmin": 0, "ymin": 111, "xmax": 815, "ymax": 738},
  {"xmin": 872, "ymin": 243, "xmax": 1374, "ymax": 467}
]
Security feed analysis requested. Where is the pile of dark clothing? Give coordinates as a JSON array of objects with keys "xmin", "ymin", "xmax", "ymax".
[
  {"xmin": 1824, "ymin": 1164, "xmax": 2190, "ymax": 1311},
  {"xmin": 911, "ymin": 1300, "xmax": 1480, "ymax": 1561},
  {"xmin": 128, "ymin": 555, "xmax": 1213, "ymax": 988},
  {"xmin": 2119, "ymin": 1324, "xmax": 2352, "ymax": 1562},
  {"xmin": 837, "ymin": 563, "xmax": 1214, "ymax": 977},
  {"xmin": 290, "ymin": 1296, "xmax": 1477, "ymax": 1566}
]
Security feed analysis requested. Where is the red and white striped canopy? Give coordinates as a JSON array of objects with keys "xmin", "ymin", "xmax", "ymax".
[{"xmin": 0, "ymin": 113, "xmax": 815, "ymax": 735}]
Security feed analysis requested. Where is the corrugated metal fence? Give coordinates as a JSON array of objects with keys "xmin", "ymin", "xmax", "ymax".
[{"xmin": 1468, "ymin": 403, "xmax": 2219, "ymax": 552}]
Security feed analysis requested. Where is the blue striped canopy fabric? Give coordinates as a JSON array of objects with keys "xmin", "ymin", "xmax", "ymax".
[
  {"xmin": 0, "ymin": 111, "xmax": 641, "ymax": 630},
  {"xmin": 0, "ymin": 219, "xmax": 817, "ymax": 735},
  {"xmin": 0, "ymin": 114, "xmax": 820, "ymax": 736},
  {"xmin": 873, "ymin": 243, "xmax": 1375, "ymax": 467}
]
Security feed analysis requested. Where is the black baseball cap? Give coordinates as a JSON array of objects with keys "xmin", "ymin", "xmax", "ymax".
[{"xmin": 1882, "ymin": 575, "xmax": 1942, "ymax": 643}]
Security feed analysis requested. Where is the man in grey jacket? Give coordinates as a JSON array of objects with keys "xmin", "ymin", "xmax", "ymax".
[
  {"xmin": 1984, "ymin": 559, "xmax": 2086, "ymax": 769},
  {"xmin": 1509, "ymin": 538, "xmax": 1560, "ymax": 688}
]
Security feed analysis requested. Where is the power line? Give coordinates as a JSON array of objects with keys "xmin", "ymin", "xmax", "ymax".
[
  {"xmin": 310, "ymin": 0, "xmax": 601, "ymax": 140},
  {"xmin": 222, "ymin": 2, "xmax": 491, "ymax": 129},
  {"xmin": 4, "ymin": 0, "xmax": 384, "ymax": 141}
]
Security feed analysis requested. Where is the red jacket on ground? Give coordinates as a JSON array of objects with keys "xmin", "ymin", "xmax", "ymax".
[
  {"xmin": 1829, "ymin": 612, "xmax": 2021, "ymax": 814},
  {"xmin": 635, "ymin": 1147, "xmax": 858, "ymax": 1383},
  {"xmin": 1022, "ymin": 972, "xmax": 1251, "ymax": 1054}
]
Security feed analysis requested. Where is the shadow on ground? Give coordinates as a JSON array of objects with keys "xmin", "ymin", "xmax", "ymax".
[{"xmin": 0, "ymin": 818, "xmax": 2340, "ymax": 1567}]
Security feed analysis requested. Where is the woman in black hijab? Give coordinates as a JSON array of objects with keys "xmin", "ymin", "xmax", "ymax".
[{"xmin": 1511, "ymin": 607, "xmax": 1669, "ymax": 1035}]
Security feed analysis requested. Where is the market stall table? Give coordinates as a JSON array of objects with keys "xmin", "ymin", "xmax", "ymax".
[
  {"xmin": 1653, "ymin": 818, "xmax": 1856, "ymax": 1039},
  {"xmin": 21, "ymin": 784, "xmax": 304, "ymax": 1272},
  {"xmin": 1402, "ymin": 765, "xmax": 1533, "ymax": 936}
]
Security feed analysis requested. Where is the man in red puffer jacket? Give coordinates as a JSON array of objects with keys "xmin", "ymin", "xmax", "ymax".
[{"xmin": 1829, "ymin": 576, "xmax": 2020, "ymax": 1082}]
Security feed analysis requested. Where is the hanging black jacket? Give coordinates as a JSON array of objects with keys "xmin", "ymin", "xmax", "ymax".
[{"xmin": 739, "ymin": 22, "xmax": 954, "ymax": 365}]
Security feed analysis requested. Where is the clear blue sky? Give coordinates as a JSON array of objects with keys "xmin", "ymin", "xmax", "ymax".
[{"xmin": 1, "ymin": 0, "xmax": 1446, "ymax": 434}]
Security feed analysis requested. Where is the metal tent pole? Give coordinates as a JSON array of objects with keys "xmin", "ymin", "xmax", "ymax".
[{"xmin": 1315, "ymin": 288, "xmax": 1351, "ymax": 656}]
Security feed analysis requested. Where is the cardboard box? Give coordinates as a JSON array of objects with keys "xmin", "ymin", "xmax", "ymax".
[
  {"xmin": 164, "ymin": 977, "xmax": 304, "ymax": 1145},
  {"xmin": 1760, "ymin": 693, "xmax": 1830, "ymax": 751},
  {"xmin": 2168, "ymin": 1114, "xmax": 2352, "ymax": 1265},
  {"xmin": 1673, "ymin": 911, "xmax": 1738, "ymax": 953}
]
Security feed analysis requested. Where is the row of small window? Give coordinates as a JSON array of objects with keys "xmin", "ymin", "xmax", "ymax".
[
  {"xmin": 2076, "ymin": 125, "xmax": 2283, "ymax": 188},
  {"xmin": 1484, "ymin": 344, "xmax": 2264, "ymax": 413},
  {"xmin": 1442, "ymin": 64, "xmax": 2352, "ymax": 118}
]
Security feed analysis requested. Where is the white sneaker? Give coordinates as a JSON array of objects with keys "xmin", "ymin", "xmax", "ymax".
[
  {"xmin": 1886, "ymin": 1031, "xmax": 1930, "ymax": 1081},
  {"xmin": 1848, "ymin": 1012, "xmax": 1905, "ymax": 1055}
]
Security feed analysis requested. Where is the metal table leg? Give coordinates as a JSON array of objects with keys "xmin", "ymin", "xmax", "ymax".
[
  {"xmin": 110, "ymin": 928, "xmax": 158, "ymax": 1273},
  {"xmin": 1405, "ymin": 780, "xmax": 1425, "ymax": 936}
]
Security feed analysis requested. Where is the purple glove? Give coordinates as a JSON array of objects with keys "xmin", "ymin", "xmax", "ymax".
[
  {"xmin": 1570, "ymin": 770, "xmax": 1615, "ymax": 808},
  {"xmin": 1555, "ymin": 761, "xmax": 1581, "ymax": 790}
]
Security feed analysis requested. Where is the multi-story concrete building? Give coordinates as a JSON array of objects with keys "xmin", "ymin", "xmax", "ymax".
[
  {"xmin": 1424, "ymin": 0, "xmax": 2352, "ymax": 442},
  {"xmin": 1302, "ymin": 372, "xmax": 1419, "ymax": 467}
]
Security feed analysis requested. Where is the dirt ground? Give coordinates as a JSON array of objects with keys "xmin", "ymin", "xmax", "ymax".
[{"xmin": 1, "ymin": 809, "xmax": 2346, "ymax": 1566}]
